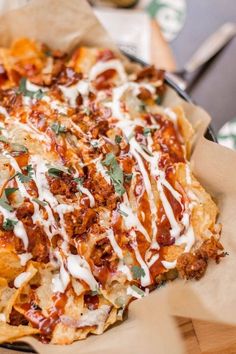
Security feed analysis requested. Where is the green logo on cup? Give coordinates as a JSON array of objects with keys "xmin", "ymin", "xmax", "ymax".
[{"xmin": 146, "ymin": 0, "xmax": 186, "ymax": 41}]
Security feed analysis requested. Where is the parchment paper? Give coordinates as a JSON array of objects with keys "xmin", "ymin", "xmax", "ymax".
[{"xmin": 0, "ymin": 0, "xmax": 236, "ymax": 352}]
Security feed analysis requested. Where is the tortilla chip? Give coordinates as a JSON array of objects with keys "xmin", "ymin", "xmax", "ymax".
[{"xmin": 0, "ymin": 322, "xmax": 39, "ymax": 344}]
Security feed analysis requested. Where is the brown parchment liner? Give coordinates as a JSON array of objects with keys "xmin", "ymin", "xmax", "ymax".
[{"xmin": 0, "ymin": 0, "xmax": 235, "ymax": 352}]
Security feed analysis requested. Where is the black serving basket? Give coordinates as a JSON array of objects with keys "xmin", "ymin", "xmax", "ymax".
[{"xmin": 1, "ymin": 54, "xmax": 217, "ymax": 354}]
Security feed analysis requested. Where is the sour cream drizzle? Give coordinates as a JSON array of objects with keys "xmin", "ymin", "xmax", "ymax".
[{"xmin": 67, "ymin": 254, "xmax": 98, "ymax": 291}]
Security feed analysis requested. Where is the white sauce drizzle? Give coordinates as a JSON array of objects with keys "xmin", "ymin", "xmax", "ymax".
[
  {"xmin": 185, "ymin": 164, "xmax": 192, "ymax": 185},
  {"xmin": 89, "ymin": 59, "xmax": 127, "ymax": 83},
  {"xmin": 67, "ymin": 254, "xmax": 98, "ymax": 291},
  {"xmin": 119, "ymin": 194, "xmax": 150, "ymax": 242},
  {"xmin": 79, "ymin": 186, "xmax": 95, "ymax": 207},
  {"xmin": 106, "ymin": 228, "xmax": 123, "ymax": 259},
  {"xmin": 0, "ymin": 204, "xmax": 28, "ymax": 249},
  {"xmin": 161, "ymin": 260, "xmax": 177, "ymax": 270},
  {"xmin": 59, "ymin": 80, "xmax": 90, "ymax": 107},
  {"xmin": 18, "ymin": 253, "xmax": 32, "ymax": 266},
  {"xmin": 175, "ymin": 225, "xmax": 195, "ymax": 252},
  {"xmin": 14, "ymin": 271, "xmax": 31, "ymax": 288},
  {"xmin": 147, "ymin": 253, "xmax": 159, "ymax": 268},
  {"xmin": 52, "ymin": 254, "xmax": 70, "ymax": 293},
  {"xmin": 0, "ymin": 313, "xmax": 6, "ymax": 322},
  {"xmin": 42, "ymin": 95, "xmax": 68, "ymax": 114},
  {"xmin": 0, "ymin": 106, "xmax": 10, "ymax": 119}
]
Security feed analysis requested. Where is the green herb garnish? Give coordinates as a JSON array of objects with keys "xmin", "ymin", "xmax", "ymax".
[
  {"xmin": 102, "ymin": 153, "xmax": 125, "ymax": 196},
  {"xmin": 32, "ymin": 198, "xmax": 47, "ymax": 207},
  {"xmin": 51, "ymin": 122, "xmax": 67, "ymax": 135},
  {"xmin": 2, "ymin": 218, "xmax": 18, "ymax": 231},
  {"xmin": 34, "ymin": 89, "xmax": 44, "ymax": 100},
  {"xmin": 0, "ymin": 198, "xmax": 13, "ymax": 212},
  {"xmin": 5, "ymin": 187, "xmax": 18, "ymax": 197},
  {"xmin": 143, "ymin": 127, "xmax": 151, "ymax": 136},
  {"xmin": 18, "ymin": 78, "xmax": 44, "ymax": 100},
  {"xmin": 156, "ymin": 96, "xmax": 162, "ymax": 105},
  {"xmin": 115, "ymin": 135, "xmax": 122, "ymax": 144},
  {"xmin": 139, "ymin": 102, "xmax": 146, "ymax": 112},
  {"xmin": 11, "ymin": 143, "xmax": 28, "ymax": 156},
  {"xmin": 16, "ymin": 165, "xmax": 33, "ymax": 183},
  {"xmin": 47, "ymin": 168, "xmax": 63, "ymax": 178},
  {"xmin": 131, "ymin": 266, "xmax": 145, "ymax": 280},
  {"xmin": 124, "ymin": 173, "xmax": 133, "ymax": 182}
]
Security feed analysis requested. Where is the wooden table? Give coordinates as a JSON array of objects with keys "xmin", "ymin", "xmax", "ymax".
[{"xmin": 177, "ymin": 318, "xmax": 236, "ymax": 353}]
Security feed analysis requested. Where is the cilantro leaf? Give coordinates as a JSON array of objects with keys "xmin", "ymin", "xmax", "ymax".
[
  {"xmin": 0, "ymin": 198, "xmax": 13, "ymax": 212},
  {"xmin": 102, "ymin": 153, "xmax": 125, "ymax": 196},
  {"xmin": 115, "ymin": 135, "xmax": 122, "ymax": 144},
  {"xmin": 10, "ymin": 143, "xmax": 28, "ymax": 156},
  {"xmin": 5, "ymin": 187, "xmax": 18, "ymax": 197},
  {"xmin": 2, "ymin": 218, "xmax": 17, "ymax": 231},
  {"xmin": 47, "ymin": 167, "xmax": 63, "ymax": 178},
  {"xmin": 18, "ymin": 78, "xmax": 44, "ymax": 100},
  {"xmin": 103, "ymin": 153, "xmax": 116, "ymax": 166},
  {"xmin": 16, "ymin": 165, "xmax": 33, "ymax": 183},
  {"xmin": 131, "ymin": 265, "xmax": 145, "ymax": 280},
  {"xmin": 32, "ymin": 198, "xmax": 47, "ymax": 207},
  {"xmin": 51, "ymin": 122, "xmax": 67, "ymax": 135}
]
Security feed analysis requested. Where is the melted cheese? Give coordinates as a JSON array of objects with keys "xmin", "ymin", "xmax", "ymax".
[{"xmin": 77, "ymin": 305, "xmax": 110, "ymax": 328}]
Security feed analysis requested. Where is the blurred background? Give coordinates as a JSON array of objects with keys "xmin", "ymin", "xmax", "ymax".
[
  {"xmin": 90, "ymin": 0, "xmax": 236, "ymax": 148},
  {"xmin": 0, "ymin": 0, "xmax": 236, "ymax": 148}
]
